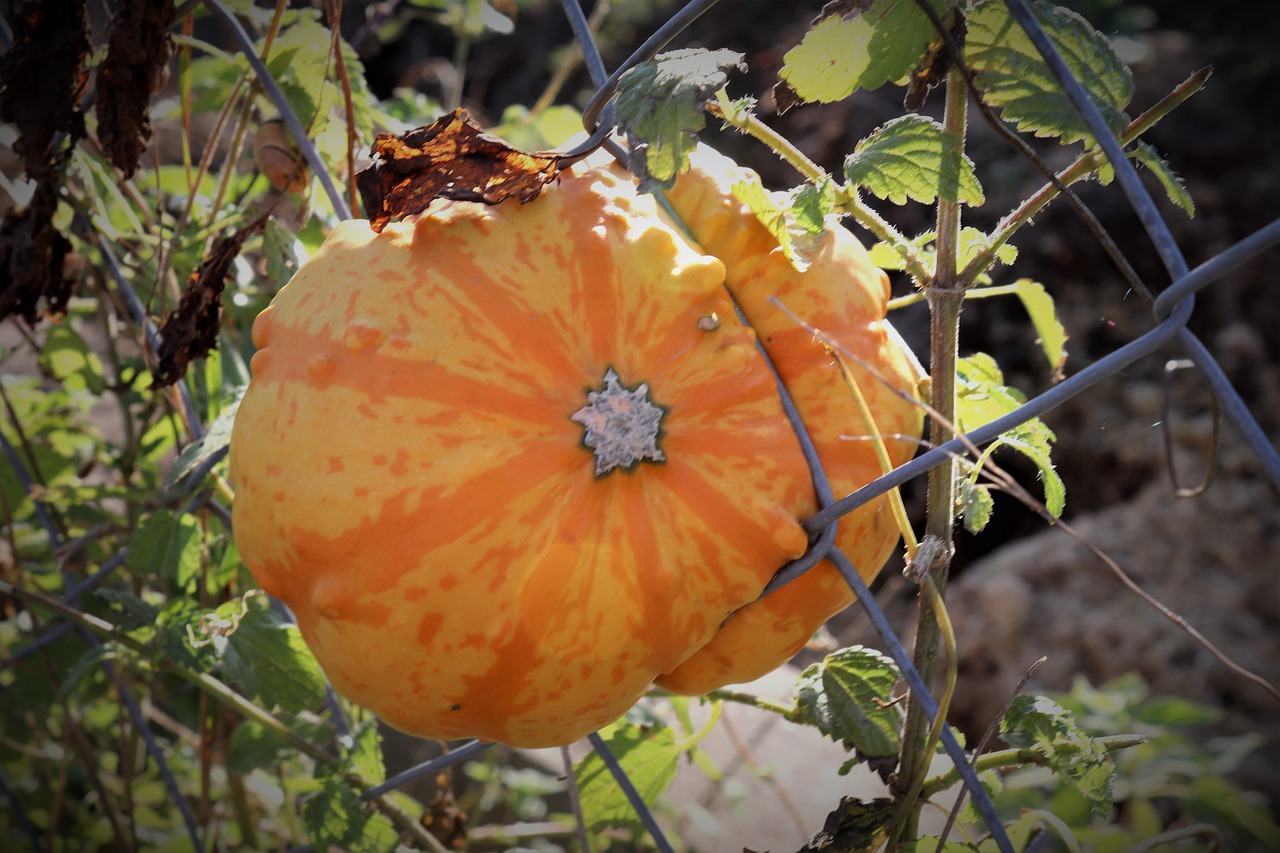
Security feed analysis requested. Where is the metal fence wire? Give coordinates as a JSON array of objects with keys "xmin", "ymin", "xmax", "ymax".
[{"xmin": 4, "ymin": 0, "xmax": 1280, "ymax": 851}]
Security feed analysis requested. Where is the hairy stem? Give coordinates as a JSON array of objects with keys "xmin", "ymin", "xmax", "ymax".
[{"xmin": 893, "ymin": 65, "xmax": 968, "ymax": 844}]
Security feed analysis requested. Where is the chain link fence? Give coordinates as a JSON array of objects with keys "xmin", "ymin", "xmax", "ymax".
[{"xmin": 3, "ymin": 0, "xmax": 1278, "ymax": 851}]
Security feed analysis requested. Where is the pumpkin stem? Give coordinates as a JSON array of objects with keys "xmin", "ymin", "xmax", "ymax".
[{"xmin": 572, "ymin": 367, "xmax": 666, "ymax": 477}]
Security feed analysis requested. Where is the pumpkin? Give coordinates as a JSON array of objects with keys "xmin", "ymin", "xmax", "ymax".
[
  {"xmin": 228, "ymin": 145, "xmax": 922, "ymax": 747},
  {"xmin": 650, "ymin": 145, "xmax": 924, "ymax": 693}
]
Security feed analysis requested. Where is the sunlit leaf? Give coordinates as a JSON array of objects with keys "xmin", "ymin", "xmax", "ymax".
[
  {"xmin": 1132, "ymin": 141, "xmax": 1195, "ymax": 216},
  {"xmin": 220, "ymin": 605, "xmax": 327, "ymax": 714},
  {"xmin": 731, "ymin": 176, "xmax": 835, "ymax": 272},
  {"xmin": 966, "ymin": 0, "xmax": 1132, "ymax": 145},
  {"xmin": 778, "ymin": 0, "xmax": 947, "ymax": 104},
  {"xmin": 614, "ymin": 48, "xmax": 745, "ymax": 191},
  {"xmin": 1010, "ymin": 278, "xmax": 1068, "ymax": 378},
  {"xmin": 576, "ymin": 722, "xmax": 682, "ymax": 839},
  {"xmin": 791, "ymin": 646, "xmax": 902, "ymax": 758},
  {"xmin": 844, "ymin": 115, "xmax": 984, "ymax": 206},
  {"xmin": 1002, "ymin": 694, "xmax": 1116, "ymax": 814}
]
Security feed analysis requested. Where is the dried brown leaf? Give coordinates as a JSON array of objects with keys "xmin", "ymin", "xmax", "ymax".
[
  {"xmin": 355, "ymin": 108, "xmax": 563, "ymax": 232},
  {"xmin": 0, "ymin": 182, "xmax": 75, "ymax": 324},
  {"xmin": 96, "ymin": 0, "xmax": 177, "ymax": 179},
  {"xmin": 151, "ymin": 217, "xmax": 267, "ymax": 389},
  {"xmin": 0, "ymin": 0, "xmax": 90, "ymax": 178}
]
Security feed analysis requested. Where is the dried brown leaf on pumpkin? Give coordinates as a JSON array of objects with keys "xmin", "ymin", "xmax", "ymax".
[{"xmin": 355, "ymin": 108, "xmax": 564, "ymax": 232}]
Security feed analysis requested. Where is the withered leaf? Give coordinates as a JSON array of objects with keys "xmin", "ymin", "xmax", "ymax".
[
  {"xmin": 0, "ymin": 181, "xmax": 75, "ymax": 324},
  {"xmin": 420, "ymin": 778, "xmax": 468, "ymax": 851},
  {"xmin": 96, "ymin": 0, "xmax": 177, "ymax": 179},
  {"xmin": 0, "ymin": 0, "xmax": 90, "ymax": 179},
  {"xmin": 151, "ymin": 217, "xmax": 267, "ymax": 390},
  {"xmin": 356, "ymin": 108, "xmax": 563, "ymax": 233}
]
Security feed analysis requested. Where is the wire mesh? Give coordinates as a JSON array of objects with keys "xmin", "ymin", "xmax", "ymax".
[{"xmin": 3, "ymin": 0, "xmax": 1279, "ymax": 850}]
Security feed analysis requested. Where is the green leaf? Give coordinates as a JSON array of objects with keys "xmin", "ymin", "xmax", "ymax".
[
  {"xmin": 227, "ymin": 720, "xmax": 292, "ymax": 773},
  {"xmin": 40, "ymin": 325, "xmax": 106, "ymax": 394},
  {"xmin": 778, "ymin": 0, "xmax": 947, "ymax": 103},
  {"xmin": 870, "ymin": 227, "xmax": 1016, "ymax": 277},
  {"xmin": 263, "ymin": 15, "xmax": 332, "ymax": 125},
  {"xmin": 959, "ymin": 481, "xmax": 994, "ymax": 534},
  {"xmin": 614, "ymin": 48, "xmax": 745, "ymax": 191},
  {"xmin": 219, "ymin": 604, "xmax": 328, "ymax": 714},
  {"xmin": 576, "ymin": 722, "xmax": 682, "ymax": 838},
  {"xmin": 1010, "ymin": 279, "xmax": 1068, "ymax": 378},
  {"xmin": 125, "ymin": 510, "xmax": 204, "ymax": 589},
  {"xmin": 165, "ymin": 391, "xmax": 243, "ymax": 490},
  {"xmin": 55, "ymin": 644, "xmax": 118, "ymax": 701},
  {"xmin": 1133, "ymin": 696, "xmax": 1221, "ymax": 728},
  {"xmin": 956, "ymin": 354, "xmax": 1065, "ymax": 518},
  {"xmin": 302, "ymin": 768, "xmax": 399, "ymax": 853},
  {"xmin": 731, "ymin": 177, "xmax": 836, "ymax": 272},
  {"xmin": 344, "ymin": 720, "xmax": 386, "ymax": 786},
  {"xmin": 1132, "ymin": 140, "xmax": 1195, "ymax": 216},
  {"xmin": 1001, "ymin": 694, "xmax": 1116, "ymax": 814},
  {"xmin": 790, "ymin": 646, "xmax": 902, "ymax": 758},
  {"xmin": 94, "ymin": 588, "xmax": 161, "ymax": 633},
  {"xmin": 844, "ymin": 115, "xmax": 984, "ymax": 206},
  {"xmin": 966, "ymin": 0, "xmax": 1133, "ymax": 145}
]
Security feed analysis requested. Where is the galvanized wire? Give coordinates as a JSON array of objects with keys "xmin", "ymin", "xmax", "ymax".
[{"xmin": 5, "ymin": 1, "xmax": 1280, "ymax": 851}]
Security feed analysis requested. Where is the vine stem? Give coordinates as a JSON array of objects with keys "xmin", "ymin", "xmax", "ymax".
[
  {"xmin": 2, "ymin": 580, "xmax": 446, "ymax": 852},
  {"xmin": 918, "ymin": 734, "xmax": 1146, "ymax": 801},
  {"xmin": 709, "ymin": 91, "xmax": 934, "ymax": 284},
  {"xmin": 894, "ymin": 65, "xmax": 968, "ymax": 844}
]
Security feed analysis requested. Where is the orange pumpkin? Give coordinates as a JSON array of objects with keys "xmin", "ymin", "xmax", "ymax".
[
  {"xmin": 229, "ymin": 145, "xmax": 922, "ymax": 747},
  {"xmin": 653, "ymin": 145, "xmax": 924, "ymax": 693}
]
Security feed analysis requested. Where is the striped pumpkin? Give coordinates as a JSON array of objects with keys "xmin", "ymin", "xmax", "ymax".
[{"xmin": 229, "ymin": 146, "xmax": 922, "ymax": 747}]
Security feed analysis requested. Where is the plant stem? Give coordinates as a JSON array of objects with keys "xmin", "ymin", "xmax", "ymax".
[
  {"xmin": 708, "ymin": 93, "xmax": 933, "ymax": 284},
  {"xmin": 918, "ymin": 734, "xmax": 1146, "ymax": 801},
  {"xmin": 893, "ymin": 65, "xmax": 968, "ymax": 845}
]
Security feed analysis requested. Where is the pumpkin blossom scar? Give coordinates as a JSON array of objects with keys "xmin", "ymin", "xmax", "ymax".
[{"xmin": 571, "ymin": 367, "xmax": 667, "ymax": 476}]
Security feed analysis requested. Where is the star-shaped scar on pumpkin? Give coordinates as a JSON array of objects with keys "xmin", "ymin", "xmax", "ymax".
[{"xmin": 571, "ymin": 368, "xmax": 667, "ymax": 477}]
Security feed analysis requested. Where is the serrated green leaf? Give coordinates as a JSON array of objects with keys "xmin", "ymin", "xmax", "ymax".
[
  {"xmin": 778, "ymin": 0, "xmax": 946, "ymax": 103},
  {"xmin": 1132, "ymin": 140, "xmax": 1195, "ymax": 216},
  {"xmin": 166, "ymin": 392, "xmax": 242, "ymax": 490},
  {"xmin": 227, "ymin": 720, "xmax": 292, "ymax": 773},
  {"xmin": 576, "ymin": 722, "xmax": 682, "ymax": 838},
  {"xmin": 956, "ymin": 354, "xmax": 1065, "ymax": 517},
  {"xmin": 845, "ymin": 115, "xmax": 984, "ymax": 206},
  {"xmin": 95, "ymin": 588, "xmax": 161, "ymax": 632},
  {"xmin": 219, "ymin": 605, "xmax": 327, "ymax": 714},
  {"xmin": 1001, "ymin": 694, "xmax": 1115, "ymax": 814},
  {"xmin": 264, "ymin": 16, "xmax": 332, "ymax": 125},
  {"xmin": 791, "ymin": 646, "xmax": 902, "ymax": 758},
  {"xmin": 303, "ymin": 769, "xmax": 398, "ymax": 853},
  {"xmin": 614, "ymin": 48, "xmax": 745, "ymax": 191},
  {"xmin": 959, "ymin": 481, "xmax": 994, "ymax": 534},
  {"xmin": 999, "ymin": 433, "xmax": 1066, "ymax": 518},
  {"xmin": 1010, "ymin": 278, "xmax": 1068, "ymax": 377},
  {"xmin": 157, "ymin": 596, "xmax": 221, "ymax": 672},
  {"xmin": 40, "ymin": 325, "xmax": 106, "ymax": 394},
  {"xmin": 731, "ymin": 177, "xmax": 834, "ymax": 272},
  {"xmin": 55, "ymin": 644, "xmax": 118, "ymax": 701},
  {"xmin": 126, "ymin": 510, "xmax": 204, "ymax": 589},
  {"xmin": 966, "ymin": 0, "xmax": 1133, "ymax": 145},
  {"xmin": 344, "ymin": 720, "xmax": 386, "ymax": 786}
]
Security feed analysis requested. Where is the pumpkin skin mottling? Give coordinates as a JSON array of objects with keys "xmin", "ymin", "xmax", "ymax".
[
  {"xmin": 653, "ymin": 145, "xmax": 925, "ymax": 694},
  {"xmin": 230, "ymin": 162, "xmax": 830, "ymax": 747}
]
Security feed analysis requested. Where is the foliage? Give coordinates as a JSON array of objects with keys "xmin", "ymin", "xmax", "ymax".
[{"xmin": 1, "ymin": 0, "xmax": 1261, "ymax": 851}]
